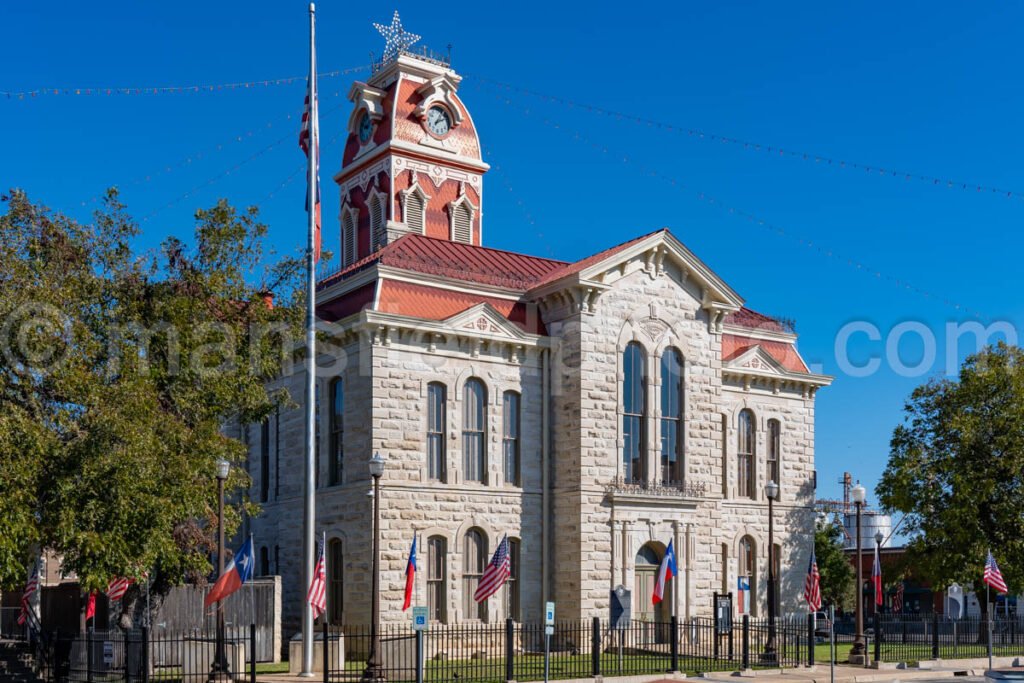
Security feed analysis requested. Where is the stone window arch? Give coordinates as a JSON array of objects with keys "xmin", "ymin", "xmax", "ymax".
[
  {"xmin": 737, "ymin": 409, "xmax": 756, "ymax": 498},
  {"xmin": 427, "ymin": 382, "xmax": 446, "ymax": 482},
  {"xmin": 427, "ymin": 535, "xmax": 448, "ymax": 623},
  {"xmin": 660, "ymin": 347, "xmax": 684, "ymax": 486},
  {"xmin": 767, "ymin": 418, "xmax": 781, "ymax": 486},
  {"xmin": 462, "ymin": 528, "xmax": 487, "ymax": 621},
  {"xmin": 463, "ymin": 378, "xmax": 487, "ymax": 483}
]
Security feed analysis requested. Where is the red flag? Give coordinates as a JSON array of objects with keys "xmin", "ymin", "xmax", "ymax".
[
  {"xmin": 403, "ymin": 536, "xmax": 417, "ymax": 611},
  {"xmin": 871, "ymin": 543, "xmax": 883, "ymax": 607},
  {"xmin": 299, "ymin": 36, "xmax": 321, "ymax": 263},
  {"xmin": 85, "ymin": 592, "xmax": 96, "ymax": 622}
]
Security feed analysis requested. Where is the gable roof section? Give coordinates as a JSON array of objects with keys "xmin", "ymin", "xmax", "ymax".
[
  {"xmin": 723, "ymin": 333, "xmax": 809, "ymax": 374},
  {"xmin": 376, "ymin": 279, "xmax": 546, "ymax": 334}
]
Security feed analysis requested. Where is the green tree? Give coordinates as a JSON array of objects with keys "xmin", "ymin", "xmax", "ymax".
[
  {"xmin": 878, "ymin": 343, "xmax": 1024, "ymax": 608},
  {"xmin": 0, "ymin": 189, "xmax": 304, "ymax": 625},
  {"xmin": 815, "ymin": 519, "xmax": 856, "ymax": 611}
]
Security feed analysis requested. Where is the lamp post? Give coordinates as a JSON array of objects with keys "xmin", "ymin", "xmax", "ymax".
[
  {"xmin": 762, "ymin": 480, "xmax": 780, "ymax": 664},
  {"xmin": 874, "ymin": 530, "xmax": 884, "ymax": 614},
  {"xmin": 361, "ymin": 452, "xmax": 386, "ymax": 682},
  {"xmin": 849, "ymin": 483, "xmax": 867, "ymax": 665},
  {"xmin": 209, "ymin": 458, "xmax": 231, "ymax": 682}
]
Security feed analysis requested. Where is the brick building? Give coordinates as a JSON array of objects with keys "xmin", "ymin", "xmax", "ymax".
[{"xmin": 244, "ymin": 17, "xmax": 831, "ymax": 636}]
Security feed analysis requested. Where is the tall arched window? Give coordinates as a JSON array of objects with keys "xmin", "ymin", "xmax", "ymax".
[
  {"xmin": 427, "ymin": 383, "xmax": 446, "ymax": 481},
  {"xmin": 329, "ymin": 379, "xmax": 344, "ymax": 486},
  {"xmin": 737, "ymin": 409, "xmax": 755, "ymax": 498},
  {"xmin": 508, "ymin": 538, "xmax": 521, "ymax": 621},
  {"xmin": 328, "ymin": 539, "xmax": 344, "ymax": 624},
  {"xmin": 660, "ymin": 348, "xmax": 684, "ymax": 486},
  {"xmin": 427, "ymin": 536, "xmax": 447, "ymax": 623},
  {"xmin": 259, "ymin": 418, "xmax": 270, "ymax": 502},
  {"xmin": 767, "ymin": 419, "xmax": 781, "ymax": 485},
  {"xmin": 739, "ymin": 536, "xmax": 756, "ymax": 616},
  {"xmin": 462, "ymin": 529, "xmax": 487, "ymax": 620},
  {"xmin": 622, "ymin": 342, "xmax": 647, "ymax": 484},
  {"xmin": 503, "ymin": 391, "xmax": 521, "ymax": 486},
  {"xmin": 463, "ymin": 379, "xmax": 486, "ymax": 483}
]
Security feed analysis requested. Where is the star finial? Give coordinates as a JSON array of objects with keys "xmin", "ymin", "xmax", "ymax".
[{"xmin": 373, "ymin": 11, "xmax": 421, "ymax": 64}]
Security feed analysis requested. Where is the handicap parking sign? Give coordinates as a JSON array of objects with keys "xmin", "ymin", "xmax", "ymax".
[{"xmin": 412, "ymin": 606, "xmax": 429, "ymax": 631}]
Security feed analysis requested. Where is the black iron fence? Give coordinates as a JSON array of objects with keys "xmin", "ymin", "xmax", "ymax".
[
  {"xmin": 872, "ymin": 613, "xmax": 1024, "ymax": 663},
  {"xmin": 324, "ymin": 615, "xmax": 816, "ymax": 682},
  {"xmin": 36, "ymin": 625, "xmax": 258, "ymax": 683}
]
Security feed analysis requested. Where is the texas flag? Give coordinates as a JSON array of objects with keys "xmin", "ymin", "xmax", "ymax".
[
  {"xmin": 871, "ymin": 543, "xmax": 883, "ymax": 607},
  {"xmin": 652, "ymin": 540, "xmax": 678, "ymax": 605},
  {"xmin": 204, "ymin": 537, "xmax": 255, "ymax": 609},
  {"xmin": 402, "ymin": 535, "xmax": 417, "ymax": 611}
]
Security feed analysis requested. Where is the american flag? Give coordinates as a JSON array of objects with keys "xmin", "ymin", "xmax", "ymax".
[
  {"xmin": 106, "ymin": 576, "xmax": 134, "ymax": 601},
  {"xmin": 307, "ymin": 536, "xmax": 327, "ymax": 620},
  {"xmin": 892, "ymin": 582, "xmax": 904, "ymax": 614},
  {"xmin": 984, "ymin": 551, "xmax": 1008, "ymax": 594},
  {"xmin": 298, "ymin": 45, "xmax": 321, "ymax": 263},
  {"xmin": 17, "ymin": 566, "xmax": 39, "ymax": 626},
  {"xmin": 474, "ymin": 534, "xmax": 510, "ymax": 603},
  {"xmin": 803, "ymin": 549, "xmax": 821, "ymax": 612}
]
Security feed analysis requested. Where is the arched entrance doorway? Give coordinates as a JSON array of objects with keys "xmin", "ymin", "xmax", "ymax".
[{"xmin": 635, "ymin": 543, "xmax": 672, "ymax": 642}]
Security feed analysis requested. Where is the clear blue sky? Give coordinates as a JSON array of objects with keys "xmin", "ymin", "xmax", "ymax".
[{"xmin": 3, "ymin": 2, "xmax": 1022, "ymax": 512}]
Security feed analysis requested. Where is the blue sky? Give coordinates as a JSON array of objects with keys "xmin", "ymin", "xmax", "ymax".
[{"xmin": 3, "ymin": 2, "xmax": 1022, "ymax": 513}]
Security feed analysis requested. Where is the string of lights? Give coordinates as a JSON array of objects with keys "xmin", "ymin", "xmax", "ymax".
[
  {"xmin": 474, "ymin": 83, "xmax": 983, "ymax": 319},
  {"xmin": 2, "ymin": 65, "xmax": 369, "ymax": 100},
  {"xmin": 470, "ymin": 75, "xmax": 1024, "ymax": 203}
]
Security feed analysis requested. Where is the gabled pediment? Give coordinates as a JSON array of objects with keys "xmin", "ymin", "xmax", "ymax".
[
  {"xmin": 725, "ymin": 345, "xmax": 788, "ymax": 375},
  {"xmin": 443, "ymin": 303, "xmax": 529, "ymax": 340}
]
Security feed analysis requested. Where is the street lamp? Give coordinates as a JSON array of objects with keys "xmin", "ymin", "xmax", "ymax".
[
  {"xmin": 762, "ymin": 480, "xmax": 780, "ymax": 664},
  {"xmin": 209, "ymin": 458, "xmax": 231, "ymax": 682},
  {"xmin": 362, "ymin": 452, "xmax": 386, "ymax": 682},
  {"xmin": 849, "ymin": 483, "xmax": 867, "ymax": 665}
]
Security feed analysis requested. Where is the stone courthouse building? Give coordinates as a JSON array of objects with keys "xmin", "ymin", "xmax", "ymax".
[{"xmin": 244, "ymin": 18, "xmax": 831, "ymax": 635}]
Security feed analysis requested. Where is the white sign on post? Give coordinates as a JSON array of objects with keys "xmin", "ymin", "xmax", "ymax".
[
  {"xmin": 103, "ymin": 641, "xmax": 114, "ymax": 665},
  {"xmin": 412, "ymin": 606, "xmax": 429, "ymax": 631},
  {"xmin": 545, "ymin": 601, "xmax": 555, "ymax": 625}
]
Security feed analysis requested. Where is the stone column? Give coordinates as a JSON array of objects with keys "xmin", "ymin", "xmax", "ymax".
[
  {"xmin": 620, "ymin": 520, "xmax": 631, "ymax": 592},
  {"xmin": 611, "ymin": 520, "xmax": 621, "ymax": 589}
]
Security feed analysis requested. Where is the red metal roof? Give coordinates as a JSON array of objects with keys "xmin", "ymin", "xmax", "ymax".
[
  {"xmin": 318, "ymin": 233, "xmax": 566, "ymax": 291},
  {"xmin": 722, "ymin": 334, "xmax": 809, "ymax": 374},
  {"xmin": 528, "ymin": 229, "xmax": 667, "ymax": 290},
  {"xmin": 377, "ymin": 280, "xmax": 546, "ymax": 334},
  {"xmin": 724, "ymin": 307, "xmax": 792, "ymax": 333}
]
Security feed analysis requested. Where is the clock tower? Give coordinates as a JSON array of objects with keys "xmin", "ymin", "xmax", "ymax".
[{"xmin": 334, "ymin": 12, "xmax": 489, "ymax": 267}]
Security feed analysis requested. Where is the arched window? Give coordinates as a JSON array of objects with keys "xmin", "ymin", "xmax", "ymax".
[
  {"xmin": 328, "ymin": 538, "xmax": 344, "ymax": 624},
  {"xmin": 427, "ymin": 536, "xmax": 447, "ymax": 623},
  {"xmin": 427, "ymin": 383, "xmax": 446, "ymax": 481},
  {"xmin": 462, "ymin": 529, "xmax": 487, "ymax": 620},
  {"xmin": 369, "ymin": 193, "xmax": 387, "ymax": 252},
  {"xmin": 259, "ymin": 418, "xmax": 270, "ymax": 502},
  {"xmin": 259, "ymin": 546, "xmax": 270, "ymax": 577},
  {"xmin": 508, "ymin": 538, "xmax": 521, "ymax": 621},
  {"xmin": 463, "ymin": 379, "xmax": 486, "ymax": 483},
  {"xmin": 342, "ymin": 208, "xmax": 357, "ymax": 266},
  {"xmin": 329, "ymin": 379, "xmax": 344, "ymax": 486},
  {"xmin": 737, "ymin": 409, "xmax": 755, "ymax": 498},
  {"xmin": 404, "ymin": 187, "xmax": 426, "ymax": 234},
  {"xmin": 767, "ymin": 419, "xmax": 781, "ymax": 486},
  {"xmin": 622, "ymin": 342, "xmax": 647, "ymax": 484},
  {"xmin": 739, "ymin": 536, "xmax": 756, "ymax": 616},
  {"xmin": 660, "ymin": 348, "xmax": 684, "ymax": 486},
  {"xmin": 503, "ymin": 391, "xmax": 521, "ymax": 486}
]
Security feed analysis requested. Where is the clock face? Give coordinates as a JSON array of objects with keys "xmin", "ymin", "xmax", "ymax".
[
  {"xmin": 426, "ymin": 105, "xmax": 452, "ymax": 137},
  {"xmin": 358, "ymin": 112, "xmax": 374, "ymax": 143}
]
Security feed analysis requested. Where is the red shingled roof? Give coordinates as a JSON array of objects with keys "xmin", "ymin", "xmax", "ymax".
[{"xmin": 318, "ymin": 233, "xmax": 566, "ymax": 291}]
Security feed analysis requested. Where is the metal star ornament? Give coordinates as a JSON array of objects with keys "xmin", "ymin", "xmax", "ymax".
[{"xmin": 374, "ymin": 11, "xmax": 421, "ymax": 63}]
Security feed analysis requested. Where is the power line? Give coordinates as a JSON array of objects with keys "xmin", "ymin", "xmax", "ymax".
[{"xmin": 470, "ymin": 75, "xmax": 1024, "ymax": 203}]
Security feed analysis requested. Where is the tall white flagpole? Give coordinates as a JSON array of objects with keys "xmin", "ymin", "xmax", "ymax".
[{"xmin": 300, "ymin": 2, "xmax": 319, "ymax": 676}]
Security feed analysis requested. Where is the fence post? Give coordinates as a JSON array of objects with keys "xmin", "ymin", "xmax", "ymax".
[
  {"xmin": 931, "ymin": 612, "xmax": 939, "ymax": 660},
  {"xmin": 872, "ymin": 613, "xmax": 880, "ymax": 664},
  {"xmin": 807, "ymin": 613, "xmax": 815, "ymax": 667},
  {"xmin": 670, "ymin": 616, "xmax": 679, "ymax": 673},
  {"xmin": 505, "ymin": 618, "xmax": 514, "ymax": 683},
  {"xmin": 591, "ymin": 617, "xmax": 601, "ymax": 677},
  {"xmin": 416, "ymin": 629, "xmax": 424, "ymax": 683},
  {"xmin": 141, "ymin": 627, "xmax": 150, "ymax": 683},
  {"xmin": 319, "ymin": 622, "xmax": 327, "ymax": 683},
  {"xmin": 250, "ymin": 624, "xmax": 256, "ymax": 683},
  {"xmin": 742, "ymin": 615, "xmax": 750, "ymax": 670},
  {"xmin": 87, "ymin": 625, "xmax": 95, "ymax": 683}
]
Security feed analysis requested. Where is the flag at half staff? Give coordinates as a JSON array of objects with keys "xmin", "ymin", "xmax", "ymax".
[
  {"xmin": 984, "ymin": 551, "xmax": 1008, "ymax": 594},
  {"xmin": 299, "ymin": 39, "xmax": 321, "ymax": 262},
  {"xmin": 307, "ymin": 535, "xmax": 327, "ymax": 619},
  {"xmin": 474, "ymin": 534, "xmax": 510, "ymax": 603},
  {"xmin": 403, "ymin": 535, "xmax": 417, "ymax": 611},
  {"xmin": 652, "ymin": 540, "xmax": 677, "ymax": 605},
  {"xmin": 803, "ymin": 548, "xmax": 821, "ymax": 612},
  {"xmin": 204, "ymin": 537, "xmax": 255, "ymax": 609},
  {"xmin": 871, "ymin": 543, "xmax": 883, "ymax": 606}
]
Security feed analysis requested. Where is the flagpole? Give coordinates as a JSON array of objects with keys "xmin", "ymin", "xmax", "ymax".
[
  {"xmin": 300, "ymin": 2, "xmax": 319, "ymax": 676},
  {"xmin": 249, "ymin": 534, "xmax": 257, "ymax": 628}
]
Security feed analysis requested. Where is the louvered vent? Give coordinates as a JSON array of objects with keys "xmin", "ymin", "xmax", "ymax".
[
  {"xmin": 342, "ymin": 211, "xmax": 357, "ymax": 266},
  {"xmin": 370, "ymin": 195, "xmax": 385, "ymax": 251},
  {"xmin": 405, "ymin": 192, "xmax": 425, "ymax": 234},
  {"xmin": 452, "ymin": 203, "xmax": 472, "ymax": 243}
]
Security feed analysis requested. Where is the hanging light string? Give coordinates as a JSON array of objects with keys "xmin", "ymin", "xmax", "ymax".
[
  {"xmin": 470, "ymin": 75, "xmax": 1024, "ymax": 203},
  {"xmin": 474, "ymin": 83, "xmax": 984, "ymax": 320},
  {"xmin": 1, "ymin": 65, "xmax": 369, "ymax": 100}
]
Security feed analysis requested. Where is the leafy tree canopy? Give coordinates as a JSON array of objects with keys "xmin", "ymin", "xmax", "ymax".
[
  {"xmin": 0, "ymin": 189, "xmax": 304, "ymax": 618},
  {"xmin": 878, "ymin": 343, "xmax": 1024, "ymax": 599},
  {"xmin": 815, "ymin": 518, "xmax": 855, "ymax": 611}
]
